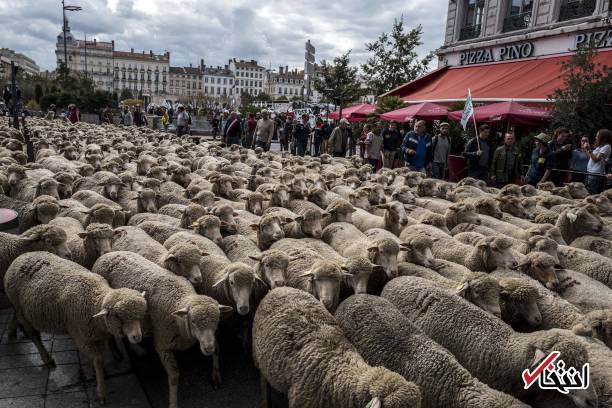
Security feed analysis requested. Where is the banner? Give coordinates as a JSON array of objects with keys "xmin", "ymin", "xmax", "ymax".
[{"xmin": 461, "ymin": 89, "xmax": 474, "ymax": 131}]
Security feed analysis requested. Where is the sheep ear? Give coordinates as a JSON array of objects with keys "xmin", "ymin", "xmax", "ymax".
[
  {"xmin": 92, "ymin": 309, "xmax": 108, "ymax": 319},
  {"xmin": 365, "ymin": 397, "xmax": 381, "ymax": 408},
  {"xmin": 140, "ymin": 291, "xmax": 146, "ymax": 298},
  {"xmin": 367, "ymin": 245, "xmax": 379, "ymax": 253},
  {"xmin": 213, "ymin": 197, "xmax": 220, "ymax": 201},
  {"xmin": 293, "ymin": 216, "xmax": 303, "ymax": 223},
  {"xmin": 375, "ymin": 204, "xmax": 390, "ymax": 210},
  {"xmin": 77, "ymin": 232, "xmax": 88, "ymax": 239},
  {"xmin": 248, "ymin": 254, "xmax": 263, "ymax": 262},
  {"xmin": 455, "ymin": 282, "xmax": 469, "ymax": 296},
  {"xmin": 162, "ymin": 253, "xmax": 176, "ymax": 264},
  {"xmin": 113, "ymin": 229, "xmax": 126, "ymax": 239},
  {"xmin": 372, "ymin": 265, "xmax": 385, "ymax": 273},
  {"xmin": 566, "ymin": 212, "xmax": 578, "ymax": 223},
  {"xmin": 529, "ymin": 348, "xmax": 547, "ymax": 368},
  {"xmin": 321, "ymin": 211, "xmax": 330, "ymax": 218},
  {"xmin": 171, "ymin": 308, "xmax": 189, "ymax": 317},
  {"xmin": 554, "ymin": 264, "xmax": 564, "ymax": 271},
  {"xmin": 189, "ymin": 223, "xmax": 199, "ymax": 229},
  {"xmin": 250, "ymin": 223, "xmax": 259, "ymax": 231},
  {"xmin": 219, "ymin": 305, "xmax": 233, "ymax": 315},
  {"xmin": 232, "ymin": 212, "xmax": 239, "ymax": 217},
  {"xmin": 299, "ymin": 271, "xmax": 314, "ymax": 279},
  {"xmin": 212, "ymin": 273, "xmax": 229, "ymax": 288}
]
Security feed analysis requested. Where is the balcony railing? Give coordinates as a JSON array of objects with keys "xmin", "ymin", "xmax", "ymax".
[
  {"xmin": 503, "ymin": 11, "xmax": 532, "ymax": 32},
  {"xmin": 559, "ymin": 0, "xmax": 596, "ymax": 21},
  {"xmin": 460, "ymin": 24, "xmax": 481, "ymax": 40}
]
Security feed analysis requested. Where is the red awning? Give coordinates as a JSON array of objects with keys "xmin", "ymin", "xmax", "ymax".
[
  {"xmin": 448, "ymin": 101, "xmax": 551, "ymax": 125},
  {"xmin": 382, "ymin": 51, "xmax": 612, "ymax": 103},
  {"xmin": 379, "ymin": 102, "xmax": 449, "ymax": 122},
  {"xmin": 328, "ymin": 103, "xmax": 375, "ymax": 122}
]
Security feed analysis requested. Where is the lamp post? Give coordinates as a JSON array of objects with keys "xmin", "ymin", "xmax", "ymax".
[{"xmin": 61, "ymin": 0, "xmax": 82, "ymax": 81}]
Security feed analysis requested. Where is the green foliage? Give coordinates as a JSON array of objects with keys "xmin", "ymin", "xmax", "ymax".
[
  {"xmin": 240, "ymin": 92, "xmax": 254, "ymax": 106},
  {"xmin": 255, "ymin": 92, "xmax": 272, "ymax": 103},
  {"xmin": 313, "ymin": 51, "xmax": 363, "ymax": 105},
  {"xmin": 550, "ymin": 44, "xmax": 612, "ymax": 137},
  {"xmin": 120, "ymin": 89, "xmax": 134, "ymax": 101},
  {"xmin": 26, "ymin": 99, "xmax": 40, "ymax": 110},
  {"xmin": 374, "ymin": 96, "xmax": 405, "ymax": 114},
  {"xmin": 240, "ymin": 105, "xmax": 261, "ymax": 116},
  {"xmin": 362, "ymin": 17, "xmax": 433, "ymax": 96},
  {"xmin": 121, "ymin": 99, "xmax": 144, "ymax": 107},
  {"xmin": 34, "ymin": 84, "xmax": 43, "ymax": 103}
]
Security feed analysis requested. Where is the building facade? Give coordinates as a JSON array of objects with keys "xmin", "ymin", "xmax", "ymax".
[
  {"xmin": 168, "ymin": 65, "xmax": 203, "ymax": 102},
  {"xmin": 203, "ymin": 66, "xmax": 235, "ymax": 103},
  {"xmin": 0, "ymin": 48, "xmax": 40, "ymax": 76},
  {"xmin": 382, "ymin": 0, "xmax": 611, "ymax": 103},
  {"xmin": 228, "ymin": 58, "xmax": 265, "ymax": 97},
  {"xmin": 264, "ymin": 66, "xmax": 306, "ymax": 100}
]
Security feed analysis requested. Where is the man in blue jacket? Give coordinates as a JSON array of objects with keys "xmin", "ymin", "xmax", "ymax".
[{"xmin": 401, "ymin": 120, "xmax": 432, "ymax": 173}]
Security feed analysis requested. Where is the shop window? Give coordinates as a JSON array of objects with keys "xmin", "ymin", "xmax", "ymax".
[
  {"xmin": 559, "ymin": 0, "xmax": 596, "ymax": 21},
  {"xmin": 460, "ymin": 0, "xmax": 484, "ymax": 40},
  {"xmin": 503, "ymin": 0, "xmax": 532, "ymax": 31}
]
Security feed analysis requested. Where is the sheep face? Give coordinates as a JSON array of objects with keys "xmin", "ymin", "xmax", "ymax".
[
  {"xmin": 172, "ymin": 302, "xmax": 225, "ymax": 356},
  {"xmin": 63, "ymin": 147, "xmax": 79, "ymax": 160},
  {"xmin": 478, "ymin": 237, "xmax": 518, "ymax": 271},
  {"xmin": 473, "ymin": 198, "xmax": 502, "ymax": 219},
  {"xmin": 34, "ymin": 198, "xmax": 60, "ymax": 224},
  {"xmin": 252, "ymin": 250, "xmax": 289, "ymax": 289},
  {"xmin": 22, "ymin": 225, "xmax": 71, "ymax": 259},
  {"xmin": 101, "ymin": 182, "xmax": 122, "ymax": 201},
  {"xmin": 38, "ymin": 179, "xmax": 60, "ymax": 200},
  {"xmin": 86, "ymin": 154, "xmax": 102, "ymax": 170},
  {"xmin": 342, "ymin": 257, "xmax": 379, "ymax": 294},
  {"xmin": 400, "ymin": 238, "xmax": 435, "ymax": 268},
  {"xmin": 254, "ymin": 216, "xmax": 284, "ymax": 243},
  {"xmin": 520, "ymin": 184, "xmax": 538, "ymax": 197},
  {"xmin": 307, "ymin": 188, "xmax": 328, "ymax": 209},
  {"xmin": 246, "ymin": 194, "xmax": 264, "ymax": 216},
  {"xmin": 368, "ymin": 185, "xmax": 386, "ymax": 205},
  {"xmin": 527, "ymin": 236, "xmax": 559, "ymax": 262},
  {"xmin": 500, "ymin": 279, "xmax": 541, "ymax": 327},
  {"xmin": 391, "ymin": 187, "xmax": 416, "ymax": 205},
  {"xmin": 348, "ymin": 190, "xmax": 371, "ymax": 211},
  {"xmin": 518, "ymin": 252, "xmax": 560, "ymax": 290},
  {"xmin": 449, "ymin": 203, "xmax": 482, "ymax": 226},
  {"xmin": 567, "ymin": 182, "xmax": 589, "ymax": 199},
  {"xmin": 369, "ymin": 239, "xmax": 400, "ymax": 278},
  {"xmin": 214, "ymin": 206, "xmax": 238, "ymax": 235},
  {"xmin": 271, "ymin": 185, "xmax": 290, "ymax": 207},
  {"xmin": 96, "ymin": 288, "xmax": 147, "ymax": 344},
  {"xmin": 136, "ymin": 190, "xmax": 158, "ymax": 213},
  {"xmin": 213, "ymin": 264, "xmax": 259, "ymax": 315},
  {"xmin": 417, "ymin": 180, "xmax": 437, "ymax": 197},
  {"xmin": 302, "ymin": 261, "xmax": 342, "ymax": 311},
  {"xmin": 192, "ymin": 216, "xmax": 223, "ymax": 246},
  {"xmin": 6, "ymin": 165, "xmax": 26, "ymax": 186},
  {"xmin": 164, "ymin": 244, "xmax": 203, "ymax": 285},
  {"xmin": 403, "ymin": 173, "xmax": 422, "ymax": 188},
  {"xmin": 191, "ymin": 191, "xmax": 217, "ymax": 208},
  {"xmin": 564, "ymin": 207, "xmax": 604, "ymax": 236},
  {"xmin": 500, "ymin": 197, "xmax": 532, "ymax": 219},
  {"xmin": 297, "ymin": 210, "xmax": 325, "ymax": 239},
  {"xmin": 290, "ymin": 178, "xmax": 309, "ymax": 199},
  {"xmin": 456, "ymin": 275, "xmax": 501, "ymax": 318}
]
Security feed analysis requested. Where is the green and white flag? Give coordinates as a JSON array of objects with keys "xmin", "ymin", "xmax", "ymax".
[{"xmin": 461, "ymin": 89, "xmax": 474, "ymax": 131}]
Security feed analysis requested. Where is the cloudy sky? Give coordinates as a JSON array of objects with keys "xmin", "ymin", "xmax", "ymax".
[{"xmin": 0, "ymin": 0, "xmax": 446, "ymax": 72}]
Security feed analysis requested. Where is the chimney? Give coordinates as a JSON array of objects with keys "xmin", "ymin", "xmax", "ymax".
[
  {"xmin": 285, "ymin": 65, "xmax": 288, "ymax": 73},
  {"xmin": 131, "ymin": 48, "xmax": 134, "ymax": 53},
  {"xmin": 93, "ymin": 38, "xmax": 96, "ymax": 45},
  {"xmin": 200, "ymin": 59, "xmax": 204, "ymax": 70},
  {"xmin": 150, "ymin": 50, "xmax": 153, "ymax": 57},
  {"xmin": 111, "ymin": 40, "xmax": 115, "ymax": 50},
  {"xmin": 190, "ymin": 63, "xmax": 192, "ymax": 68},
  {"xmin": 279, "ymin": 66, "xmax": 283, "ymax": 74},
  {"xmin": 224, "ymin": 64, "xmax": 228, "ymax": 70}
]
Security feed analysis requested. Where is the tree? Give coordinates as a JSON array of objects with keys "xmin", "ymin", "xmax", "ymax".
[
  {"xmin": 362, "ymin": 17, "xmax": 433, "ymax": 96},
  {"xmin": 120, "ymin": 89, "xmax": 133, "ymax": 101},
  {"xmin": 313, "ymin": 51, "xmax": 363, "ymax": 106},
  {"xmin": 255, "ymin": 92, "xmax": 272, "ymax": 103},
  {"xmin": 550, "ymin": 44, "xmax": 612, "ymax": 137},
  {"xmin": 240, "ymin": 91, "xmax": 253, "ymax": 106},
  {"xmin": 34, "ymin": 84, "xmax": 43, "ymax": 103},
  {"xmin": 374, "ymin": 96, "xmax": 405, "ymax": 115}
]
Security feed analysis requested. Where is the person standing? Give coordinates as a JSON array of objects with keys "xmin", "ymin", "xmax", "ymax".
[
  {"xmin": 224, "ymin": 112, "xmax": 242, "ymax": 146},
  {"xmin": 322, "ymin": 119, "xmax": 333, "ymax": 154},
  {"xmin": 328, "ymin": 119, "xmax": 350, "ymax": 157},
  {"xmin": 364, "ymin": 123, "xmax": 383, "ymax": 169},
  {"xmin": 161, "ymin": 108, "xmax": 170, "ymax": 132},
  {"xmin": 526, "ymin": 133, "xmax": 553, "ymax": 186},
  {"xmin": 570, "ymin": 136, "xmax": 591, "ymax": 183},
  {"xmin": 133, "ymin": 105, "xmax": 146, "ymax": 127},
  {"xmin": 120, "ymin": 106, "xmax": 133, "ymax": 126},
  {"xmin": 431, "ymin": 122, "xmax": 451, "ymax": 179},
  {"xmin": 548, "ymin": 127, "xmax": 572, "ymax": 186},
  {"xmin": 284, "ymin": 116, "xmax": 294, "ymax": 153},
  {"xmin": 175, "ymin": 106, "xmax": 190, "ymax": 137},
  {"xmin": 463, "ymin": 124, "xmax": 491, "ymax": 181},
  {"xmin": 313, "ymin": 117, "xmax": 325, "ymax": 157},
  {"xmin": 67, "ymin": 104, "xmax": 80, "ymax": 124},
  {"xmin": 244, "ymin": 113, "xmax": 257, "ymax": 148},
  {"xmin": 102, "ymin": 107, "xmax": 113, "ymax": 124},
  {"xmin": 585, "ymin": 129, "xmax": 611, "ymax": 194},
  {"xmin": 402, "ymin": 120, "xmax": 432, "ymax": 173},
  {"xmin": 252, "ymin": 110, "xmax": 275, "ymax": 150},
  {"xmin": 358, "ymin": 125, "xmax": 370, "ymax": 159},
  {"xmin": 381, "ymin": 121, "xmax": 401, "ymax": 168},
  {"xmin": 293, "ymin": 113, "xmax": 311, "ymax": 157},
  {"xmin": 44, "ymin": 104, "xmax": 56, "ymax": 120},
  {"xmin": 490, "ymin": 132, "xmax": 521, "ymax": 188}
]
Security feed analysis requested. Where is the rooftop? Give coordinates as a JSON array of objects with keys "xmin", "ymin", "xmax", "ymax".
[
  {"xmin": 170, "ymin": 66, "xmax": 203, "ymax": 75},
  {"xmin": 114, "ymin": 50, "xmax": 170, "ymax": 62},
  {"xmin": 204, "ymin": 66, "xmax": 233, "ymax": 76},
  {"xmin": 230, "ymin": 58, "xmax": 264, "ymax": 69}
]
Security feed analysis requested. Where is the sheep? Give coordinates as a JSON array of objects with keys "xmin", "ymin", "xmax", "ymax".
[
  {"xmin": 382, "ymin": 276, "xmax": 598, "ymax": 408},
  {"xmin": 91, "ymin": 251, "xmax": 231, "ymax": 408},
  {"xmin": 558, "ymin": 245, "xmax": 612, "ymax": 289},
  {"xmin": 365, "ymin": 228, "xmax": 435, "ymax": 267},
  {"xmin": 352, "ymin": 201, "xmax": 408, "ymax": 236},
  {"xmin": 58, "ymin": 200, "xmax": 117, "ymax": 227},
  {"xmin": 570, "ymin": 235, "xmax": 612, "ymax": 258},
  {"xmin": 390, "ymin": 186, "xmax": 416, "ymax": 204},
  {"xmin": 247, "ymin": 213, "xmax": 285, "ymax": 250},
  {"xmin": 264, "ymin": 206, "xmax": 325, "ymax": 239},
  {"xmin": 163, "ymin": 230, "xmax": 225, "ymax": 258},
  {"xmin": 335, "ymin": 294, "xmax": 529, "ymax": 408},
  {"xmin": 584, "ymin": 194, "xmax": 612, "ymax": 216},
  {"xmin": 210, "ymin": 204, "xmax": 239, "ymax": 236},
  {"xmin": 331, "ymin": 185, "xmax": 372, "ymax": 210},
  {"xmin": 158, "ymin": 203, "xmax": 209, "ymax": 228},
  {"xmin": 0, "ymin": 194, "xmax": 60, "ymax": 233},
  {"xmin": 478, "ymin": 214, "xmax": 531, "ymax": 240},
  {"xmin": 432, "ymin": 235, "xmax": 519, "ymax": 272},
  {"xmin": 48, "ymin": 217, "xmax": 114, "ymax": 269},
  {"xmin": 222, "ymin": 234, "xmax": 289, "ymax": 289},
  {"xmin": 138, "ymin": 221, "xmax": 185, "ymax": 244},
  {"xmin": 572, "ymin": 309, "xmax": 612, "ymax": 349},
  {"xmin": 252, "ymin": 287, "xmax": 421, "ymax": 408},
  {"xmin": 5, "ymin": 252, "xmax": 147, "ymax": 404},
  {"xmin": 128, "ymin": 212, "xmax": 182, "ymax": 228},
  {"xmin": 119, "ymin": 188, "xmax": 159, "ymax": 215},
  {"xmin": 496, "ymin": 277, "xmax": 543, "ymax": 328},
  {"xmin": 556, "ymin": 207, "xmax": 604, "ymax": 244},
  {"xmin": 112, "ymin": 226, "xmax": 203, "ymax": 284},
  {"xmin": 71, "ymin": 190, "xmax": 127, "ymax": 226},
  {"xmin": 0, "ymin": 224, "xmax": 70, "ymax": 291}
]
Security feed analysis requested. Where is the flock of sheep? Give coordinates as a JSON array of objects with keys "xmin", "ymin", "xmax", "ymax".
[{"xmin": 0, "ymin": 117, "xmax": 611, "ymax": 408}]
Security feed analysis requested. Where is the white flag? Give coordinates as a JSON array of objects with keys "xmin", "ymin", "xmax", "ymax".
[{"xmin": 461, "ymin": 89, "xmax": 474, "ymax": 131}]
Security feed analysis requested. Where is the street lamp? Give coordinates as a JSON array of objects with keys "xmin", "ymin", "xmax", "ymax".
[{"xmin": 62, "ymin": 0, "xmax": 82, "ymax": 80}]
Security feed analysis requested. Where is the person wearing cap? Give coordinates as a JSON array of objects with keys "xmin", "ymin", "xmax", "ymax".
[
  {"xmin": 293, "ymin": 113, "xmax": 312, "ymax": 157},
  {"xmin": 463, "ymin": 124, "xmax": 492, "ymax": 181},
  {"xmin": 490, "ymin": 132, "xmax": 521, "ymax": 188},
  {"xmin": 526, "ymin": 133, "xmax": 553, "ymax": 186},
  {"xmin": 328, "ymin": 119, "xmax": 350, "ymax": 157},
  {"xmin": 252, "ymin": 109, "xmax": 275, "ymax": 151},
  {"xmin": 381, "ymin": 121, "xmax": 401, "ymax": 168},
  {"xmin": 431, "ymin": 122, "xmax": 451, "ymax": 179},
  {"xmin": 401, "ymin": 120, "xmax": 432, "ymax": 173}
]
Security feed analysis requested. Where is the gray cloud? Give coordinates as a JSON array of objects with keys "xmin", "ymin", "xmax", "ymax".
[{"xmin": 0, "ymin": 0, "xmax": 446, "ymax": 72}]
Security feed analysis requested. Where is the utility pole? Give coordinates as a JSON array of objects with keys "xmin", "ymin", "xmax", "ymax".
[
  {"xmin": 84, "ymin": 32, "xmax": 88, "ymax": 78},
  {"xmin": 62, "ymin": 0, "xmax": 68, "ymax": 81},
  {"xmin": 10, "ymin": 61, "xmax": 19, "ymax": 131}
]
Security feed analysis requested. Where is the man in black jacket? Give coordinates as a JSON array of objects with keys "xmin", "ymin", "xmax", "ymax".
[
  {"xmin": 293, "ymin": 113, "xmax": 311, "ymax": 157},
  {"xmin": 463, "ymin": 124, "xmax": 492, "ymax": 181}
]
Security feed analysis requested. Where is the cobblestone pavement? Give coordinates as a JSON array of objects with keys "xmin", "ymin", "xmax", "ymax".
[{"xmin": 0, "ymin": 308, "xmax": 288, "ymax": 408}]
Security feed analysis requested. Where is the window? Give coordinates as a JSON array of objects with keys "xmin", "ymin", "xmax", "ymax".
[
  {"xmin": 223, "ymin": 78, "xmax": 227, "ymax": 84},
  {"xmin": 217, "ymin": 78, "xmax": 221, "ymax": 84},
  {"xmin": 229, "ymin": 79, "xmax": 233, "ymax": 85},
  {"xmin": 170, "ymin": 80, "xmax": 174, "ymax": 86},
  {"xmin": 460, "ymin": 0, "xmax": 484, "ymax": 40},
  {"xmin": 559, "ymin": 0, "xmax": 596, "ymax": 21},
  {"xmin": 217, "ymin": 87, "xmax": 221, "ymax": 95},
  {"xmin": 503, "ymin": 0, "xmax": 532, "ymax": 31},
  {"xmin": 205, "ymin": 77, "xmax": 208, "ymax": 83}
]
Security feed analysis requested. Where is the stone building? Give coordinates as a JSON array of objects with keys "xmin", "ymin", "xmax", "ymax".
[
  {"xmin": 264, "ymin": 66, "xmax": 306, "ymax": 100},
  {"xmin": 228, "ymin": 58, "xmax": 265, "ymax": 97}
]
